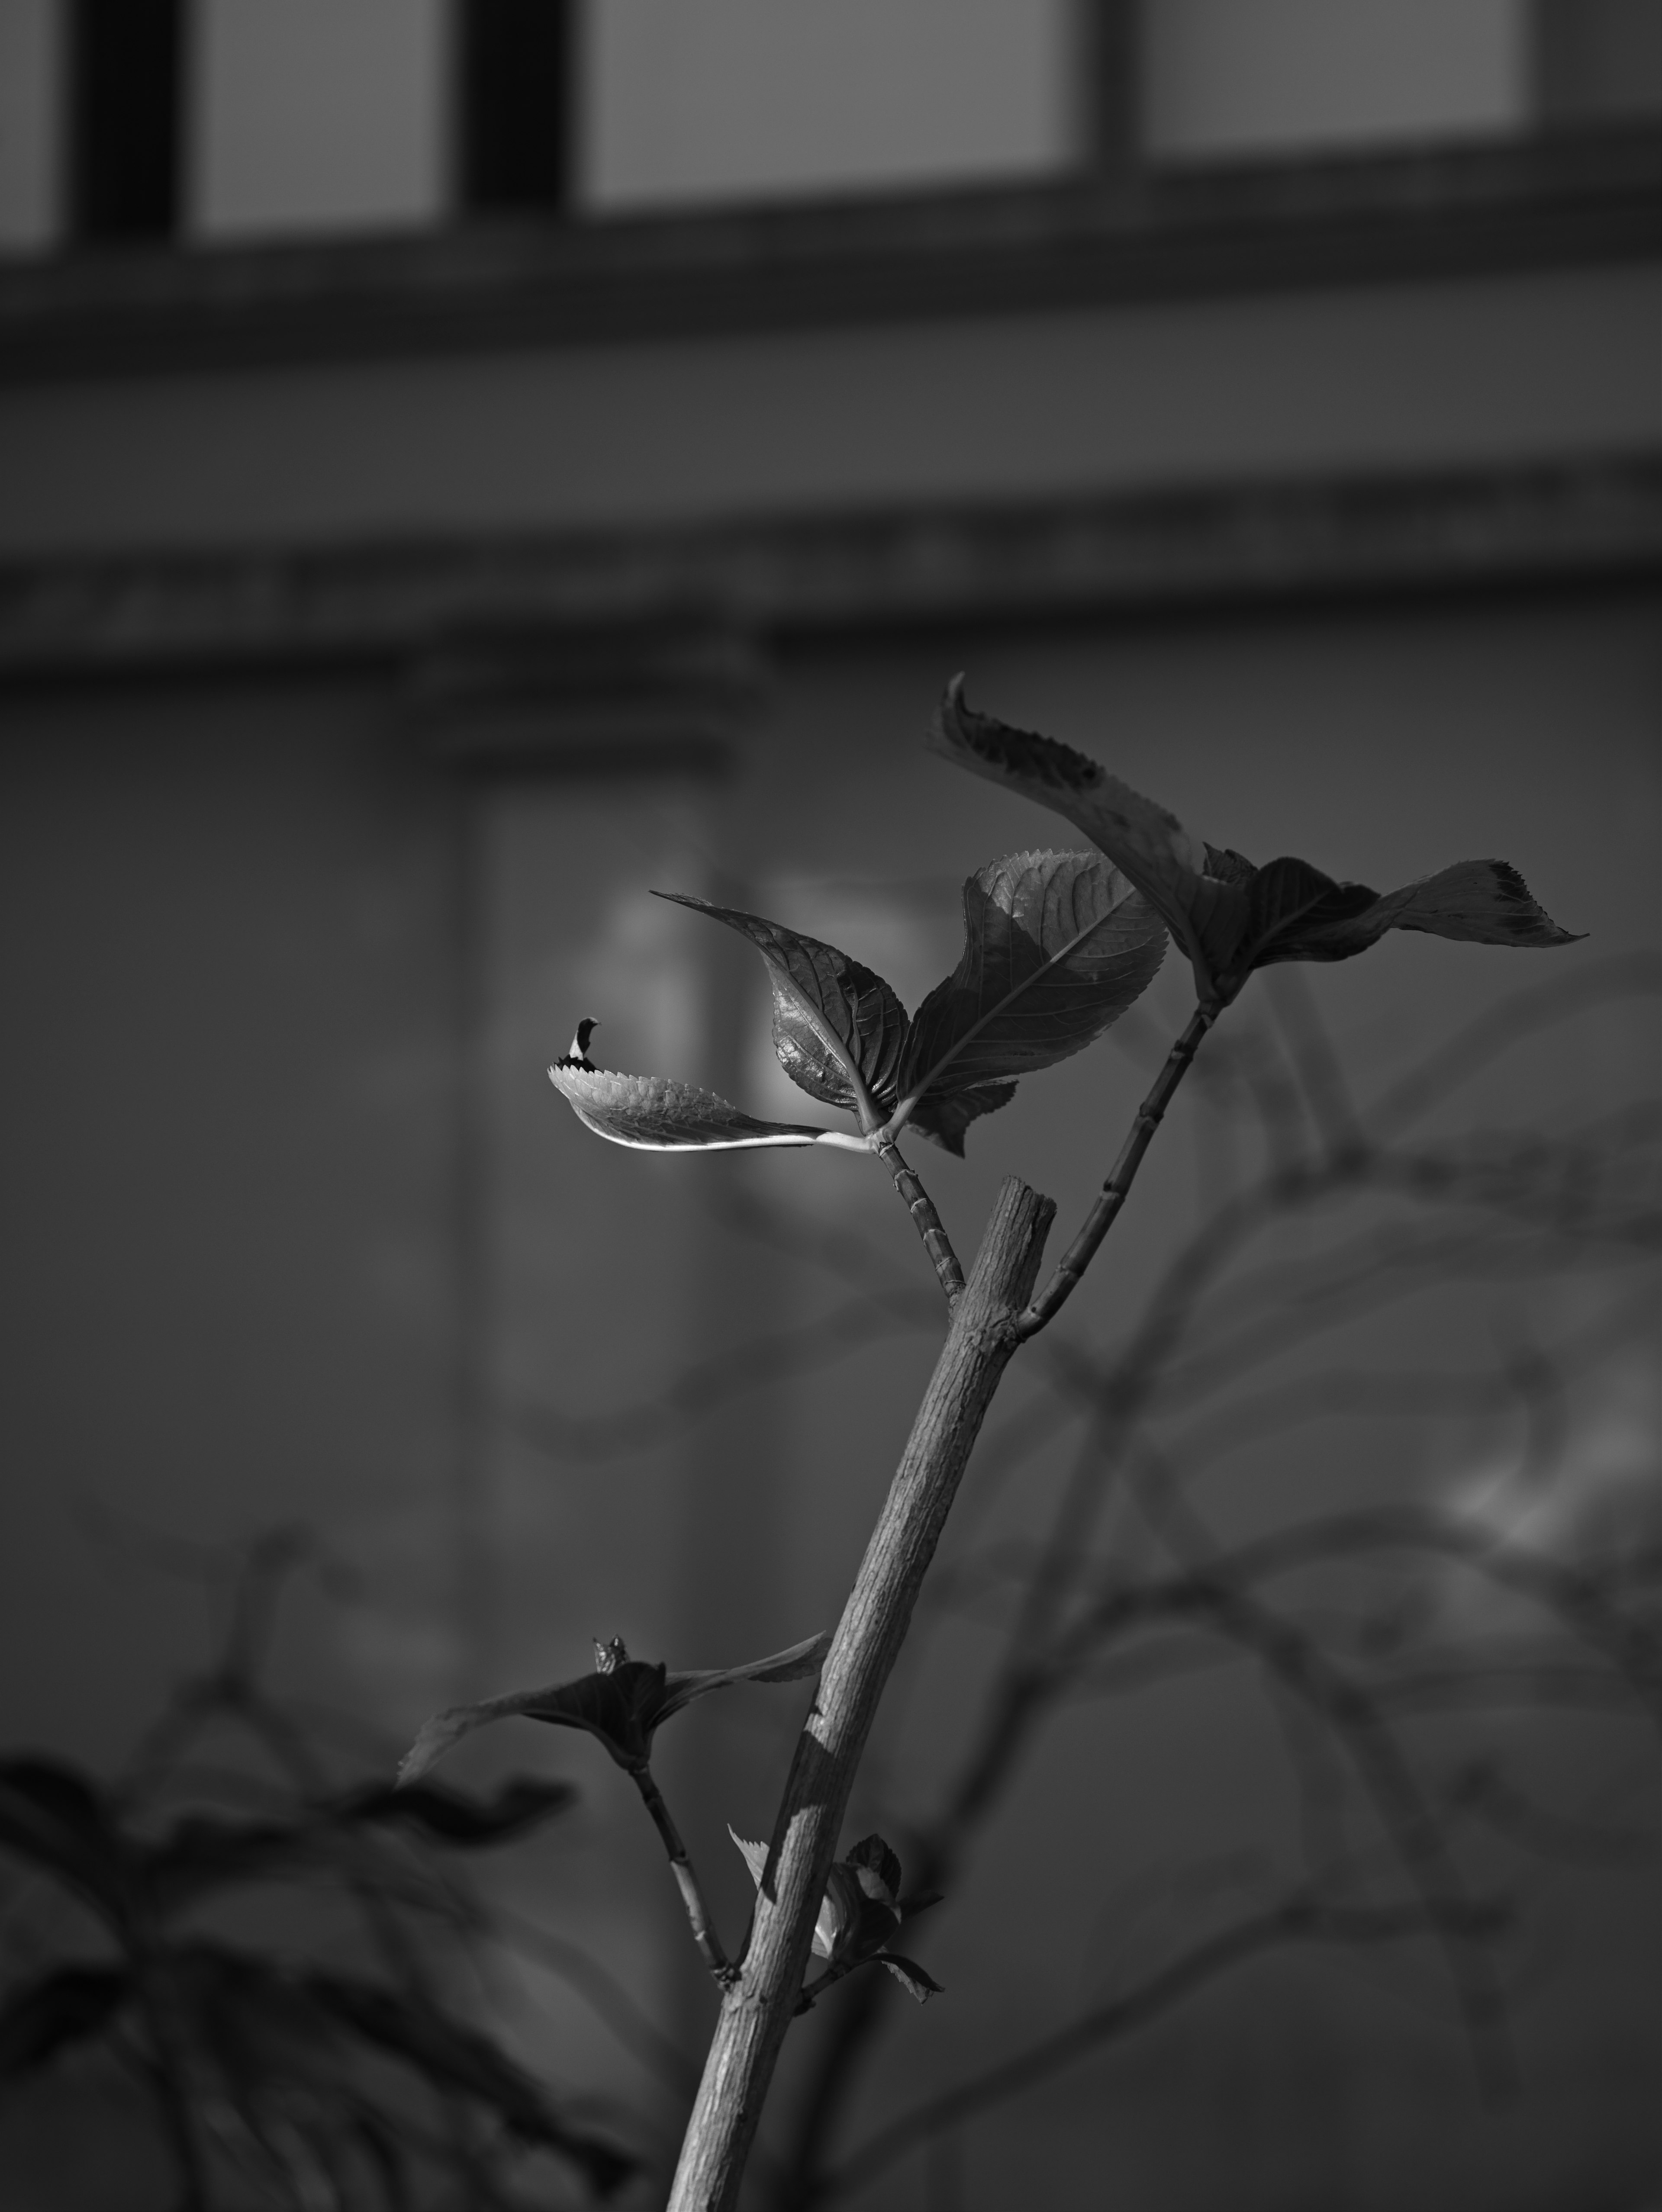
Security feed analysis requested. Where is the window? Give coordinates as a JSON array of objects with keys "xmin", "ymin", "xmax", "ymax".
[
  {"xmin": 67, "ymin": 0, "xmax": 183, "ymax": 241},
  {"xmin": 457, "ymin": 0, "xmax": 573, "ymax": 215}
]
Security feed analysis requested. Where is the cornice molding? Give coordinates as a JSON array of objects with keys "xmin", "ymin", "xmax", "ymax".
[
  {"xmin": 0, "ymin": 128, "xmax": 1657, "ymax": 385},
  {"xmin": 1, "ymin": 454, "xmax": 1656, "ymax": 684}
]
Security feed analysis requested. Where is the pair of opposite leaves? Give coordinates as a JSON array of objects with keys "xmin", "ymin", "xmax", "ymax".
[
  {"xmin": 396, "ymin": 1632, "xmax": 943, "ymax": 2009},
  {"xmin": 550, "ymin": 682, "xmax": 1578, "ymax": 1159}
]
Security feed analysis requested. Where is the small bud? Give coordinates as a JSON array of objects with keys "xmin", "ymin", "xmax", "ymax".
[{"xmin": 557, "ymin": 1016, "xmax": 600, "ymax": 1071}]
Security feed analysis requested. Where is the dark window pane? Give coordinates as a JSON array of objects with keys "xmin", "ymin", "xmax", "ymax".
[
  {"xmin": 1079, "ymin": 0, "xmax": 1142, "ymax": 175},
  {"xmin": 459, "ymin": 0, "xmax": 572, "ymax": 213},
  {"xmin": 68, "ymin": 0, "xmax": 183, "ymax": 241}
]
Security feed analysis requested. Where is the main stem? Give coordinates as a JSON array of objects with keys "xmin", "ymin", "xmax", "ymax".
[{"xmin": 665, "ymin": 1177, "xmax": 1055, "ymax": 2212}]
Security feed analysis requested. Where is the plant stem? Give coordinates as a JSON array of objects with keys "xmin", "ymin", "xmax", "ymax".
[
  {"xmin": 665, "ymin": 1177, "xmax": 1055, "ymax": 2212},
  {"xmin": 875, "ymin": 1138, "xmax": 965, "ymax": 1305},
  {"xmin": 631, "ymin": 1766, "xmax": 734, "ymax": 1986},
  {"xmin": 1019, "ymin": 1005, "xmax": 1216, "ymax": 1336}
]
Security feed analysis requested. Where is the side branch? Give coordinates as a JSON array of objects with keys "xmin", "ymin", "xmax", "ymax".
[
  {"xmin": 876, "ymin": 1138, "xmax": 966, "ymax": 1305},
  {"xmin": 631, "ymin": 1768, "xmax": 734, "ymax": 1987},
  {"xmin": 1020, "ymin": 1005, "xmax": 1216, "ymax": 1336}
]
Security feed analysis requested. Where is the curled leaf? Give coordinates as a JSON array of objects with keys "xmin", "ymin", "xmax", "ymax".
[
  {"xmin": 1284, "ymin": 858, "xmax": 1583, "ymax": 958},
  {"xmin": 908, "ymin": 1080, "xmax": 1018, "ymax": 1156},
  {"xmin": 894, "ymin": 850, "xmax": 1165, "ymax": 1150},
  {"xmin": 399, "ymin": 1631, "xmax": 831, "ymax": 1784},
  {"xmin": 928, "ymin": 677, "xmax": 1241, "ymax": 999},
  {"xmin": 879, "ymin": 1953, "xmax": 946, "ymax": 2003},
  {"xmin": 732, "ymin": 1826, "xmax": 943, "ymax": 2002},
  {"xmin": 927, "ymin": 678, "xmax": 1581, "ymax": 1004},
  {"xmin": 655, "ymin": 892, "xmax": 908, "ymax": 1122},
  {"xmin": 548, "ymin": 1063, "xmax": 837, "ymax": 1152}
]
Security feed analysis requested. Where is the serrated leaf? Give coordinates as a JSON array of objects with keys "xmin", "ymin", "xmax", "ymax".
[
  {"xmin": 927, "ymin": 678, "xmax": 1245, "ymax": 1000},
  {"xmin": 399, "ymin": 1631, "xmax": 830, "ymax": 1784},
  {"xmin": 656, "ymin": 891, "xmax": 908, "ymax": 1122},
  {"xmin": 1234, "ymin": 855, "xmax": 1384, "ymax": 970},
  {"xmin": 734, "ymin": 1831, "xmax": 905, "ymax": 1967},
  {"xmin": 928, "ymin": 679, "xmax": 1581, "ymax": 1003},
  {"xmin": 908, "ymin": 1080, "xmax": 1018, "ymax": 1157},
  {"xmin": 0, "ymin": 1966, "xmax": 129, "ymax": 2079},
  {"xmin": 879, "ymin": 1953, "xmax": 945, "ymax": 2003},
  {"xmin": 1291, "ymin": 858, "xmax": 1584, "ymax": 958},
  {"xmin": 548, "ymin": 1062, "xmax": 835, "ymax": 1151},
  {"xmin": 893, "ymin": 850, "xmax": 1164, "ymax": 1145}
]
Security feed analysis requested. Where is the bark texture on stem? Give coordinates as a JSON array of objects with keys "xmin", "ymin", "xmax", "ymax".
[{"xmin": 666, "ymin": 1177, "xmax": 1054, "ymax": 2212}]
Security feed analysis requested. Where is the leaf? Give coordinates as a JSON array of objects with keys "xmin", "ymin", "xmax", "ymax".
[
  {"xmin": 656, "ymin": 891, "xmax": 909, "ymax": 1122},
  {"xmin": 0, "ymin": 1966, "xmax": 129, "ymax": 2079},
  {"xmin": 927, "ymin": 678, "xmax": 1245, "ymax": 1000},
  {"xmin": 728, "ymin": 1827, "xmax": 770, "ymax": 1890},
  {"xmin": 548, "ymin": 1063, "xmax": 834, "ymax": 1152},
  {"xmin": 844, "ymin": 1833, "xmax": 902, "ymax": 1904},
  {"xmin": 1291, "ymin": 858, "xmax": 1584, "ymax": 958},
  {"xmin": 658, "ymin": 1630, "xmax": 834, "ymax": 1714},
  {"xmin": 928, "ymin": 679, "xmax": 1581, "ymax": 1002},
  {"xmin": 399, "ymin": 1631, "xmax": 831, "ymax": 1785},
  {"xmin": 734, "ymin": 1829, "xmax": 904, "ymax": 1966},
  {"xmin": 1234, "ymin": 855, "xmax": 1385, "ymax": 971},
  {"xmin": 879, "ymin": 1953, "xmax": 945, "ymax": 2003},
  {"xmin": 907, "ymin": 1080, "xmax": 1018, "ymax": 1156},
  {"xmin": 0, "ymin": 1759, "xmax": 129, "ymax": 1922},
  {"xmin": 894, "ymin": 851, "xmax": 1164, "ymax": 1148}
]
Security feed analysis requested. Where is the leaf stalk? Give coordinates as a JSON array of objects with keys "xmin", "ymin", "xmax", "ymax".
[
  {"xmin": 631, "ymin": 1767, "xmax": 736, "ymax": 1988},
  {"xmin": 875, "ymin": 1138, "xmax": 966, "ymax": 1306}
]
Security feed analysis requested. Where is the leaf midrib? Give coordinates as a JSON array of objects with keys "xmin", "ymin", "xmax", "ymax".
[{"xmin": 886, "ymin": 900, "xmax": 1128, "ymax": 1139}]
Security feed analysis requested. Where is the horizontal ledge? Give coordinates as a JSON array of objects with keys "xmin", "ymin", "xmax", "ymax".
[
  {"xmin": 0, "ymin": 128, "xmax": 1657, "ymax": 384},
  {"xmin": 0, "ymin": 453, "xmax": 1658, "ymax": 682}
]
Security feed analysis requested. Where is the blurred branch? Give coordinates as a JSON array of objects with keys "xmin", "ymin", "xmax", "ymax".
[
  {"xmin": 509, "ymin": 1286, "xmax": 937, "ymax": 1463},
  {"xmin": 767, "ymin": 969, "xmax": 1661, "ymax": 2205},
  {"xmin": 1368, "ymin": 953, "xmax": 1662, "ymax": 1137},
  {"xmin": 826, "ymin": 1890, "xmax": 1494, "ymax": 2199}
]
